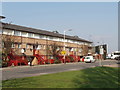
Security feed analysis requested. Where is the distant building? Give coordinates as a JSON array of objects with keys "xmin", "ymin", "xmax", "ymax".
[{"xmin": 95, "ymin": 44, "xmax": 107, "ymax": 59}]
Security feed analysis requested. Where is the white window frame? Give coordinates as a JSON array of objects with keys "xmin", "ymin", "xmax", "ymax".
[
  {"xmin": 14, "ymin": 30, "xmax": 21, "ymax": 36},
  {"xmin": 21, "ymin": 32, "xmax": 28, "ymax": 37},
  {"xmin": 3, "ymin": 29, "xmax": 14, "ymax": 35},
  {"xmin": 28, "ymin": 33, "xmax": 34, "ymax": 38},
  {"xmin": 39, "ymin": 35, "xmax": 45, "ymax": 39},
  {"xmin": 11, "ymin": 43, "xmax": 15, "ymax": 48},
  {"xmin": 18, "ymin": 43, "xmax": 21, "ymax": 48},
  {"xmin": 34, "ymin": 34, "xmax": 39, "ymax": 39}
]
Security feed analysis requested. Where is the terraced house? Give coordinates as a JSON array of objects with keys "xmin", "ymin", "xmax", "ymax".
[{"xmin": 0, "ymin": 16, "xmax": 94, "ymax": 65}]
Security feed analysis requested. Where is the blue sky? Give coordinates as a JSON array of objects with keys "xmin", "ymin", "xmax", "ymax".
[{"xmin": 2, "ymin": 2, "xmax": 118, "ymax": 53}]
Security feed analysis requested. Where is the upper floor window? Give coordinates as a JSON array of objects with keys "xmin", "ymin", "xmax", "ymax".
[
  {"xmin": 53, "ymin": 37, "xmax": 59, "ymax": 41},
  {"xmin": 49, "ymin": 36, "xmax": 53, "ymax": 40},
  {"xmin": 28, "ymin": 33, "xmax": 34, "ymax": 38},
  {"xmin": 14, "ymin": 31, "xmax": 21, "ymax": 36},
  {"xmin": 84, "ymin": 43, "xmax": 88, "ymax": 45},
  {"xmin": 39, "ymin": 35, "xmax": 45, "ymax": 39},
  {"xmin": 64, "ymin": 39, "xmax": 67, "ymax": 42},
  {"xmin": 3, "ymin": 29, "xmax": 14, "ymax": 35},
  {"xmin": 21, "ymin": 32, "xmax": 28, "ymax": 37},
  {"xmin": 59, "ymin": 38, "xmax": 64, "ymax": 41},
  {"xmin": 34, "ymin": 34, "xmax": 39, "ymax": 39}
]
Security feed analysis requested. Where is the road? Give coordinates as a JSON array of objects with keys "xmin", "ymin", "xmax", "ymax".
[{"xmin": 2, "ymin": 60, "xmax": 119, "ymax": 80}]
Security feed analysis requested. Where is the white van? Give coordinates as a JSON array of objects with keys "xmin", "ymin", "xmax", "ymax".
[
  {"xmin": 111, "ymin": 51, "xmax": 120, "ymax": 60},
  {"xmin": 84, "ymin": 56, "xmax": 96, "ymax": 63}
]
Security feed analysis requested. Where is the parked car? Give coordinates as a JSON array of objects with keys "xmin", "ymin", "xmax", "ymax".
[
  {"xmin": 106, "ymin": 54, "xmax": 112, "ymax": 59},
  {"xmin": 80, "ymin": 56, "xmax": 85, "ymax": 62},
  {"xmin": 111, "ymin": 51, "xmax": 120, "ymax": 60},
  {"xmin": 115, "ymin": 56, "xmax": 120, "ymax": 60},
  {"xmin": 84, "ymin": 56, "xmax": 96, "ymax": 63}
]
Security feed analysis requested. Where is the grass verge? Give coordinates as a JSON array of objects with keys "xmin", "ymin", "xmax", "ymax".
[{"xmin": 2, "ymin": 66, "xmax": 120, "ymax": 88}]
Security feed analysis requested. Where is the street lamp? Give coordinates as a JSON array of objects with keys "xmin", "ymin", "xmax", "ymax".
[
  {"xmin": 63, "ymin": 29, "xmax": 72, "ymax": 64},
  {"xmin": 97, "ymin": 42, "xmax": 103, "ymax": 66}
]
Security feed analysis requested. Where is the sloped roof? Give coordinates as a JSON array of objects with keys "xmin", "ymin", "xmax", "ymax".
[
  {"xmin": 2, "ymin": 22, "xmax": 92, "ymax": 43},
  {"xmin": 0, "ymin": 16, "xmax": 5, "ymax": 19}
]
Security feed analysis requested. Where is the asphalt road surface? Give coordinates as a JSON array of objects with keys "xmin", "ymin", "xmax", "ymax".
[{"xmin": 2, "ymin": 60, "xmax": 119, "ymax": 80}]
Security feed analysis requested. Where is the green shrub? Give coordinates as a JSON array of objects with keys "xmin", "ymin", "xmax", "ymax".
[
  {"xmin": 54, "ymin": 57, "xmax": 61, "ymax": 64},
  {"xmin": 2, "ymin": 61, "xmax": 8, "ymax": 67},
  {"xmin": 68, "ymin": 56, "xmax": 74, "ymax": 62}
]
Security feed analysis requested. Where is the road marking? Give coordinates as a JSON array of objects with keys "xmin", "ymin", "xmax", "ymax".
[
  {"xmin": 40, "ymin": 73, "xmax": 49, "ymax": 75},
  {"xmin": 69, "ymin": 69, "xmax": 79, "ymax": 71},
  {"xmin": 90, "ymin": 66, "xmax": 96, "ymax": 68},
  {"xmin": 28, "ymin": 73, "xmax": 49, "ymax": 76}
]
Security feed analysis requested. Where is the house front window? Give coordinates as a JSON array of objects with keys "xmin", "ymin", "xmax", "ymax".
[
  {"xmin": 18, "ymin": 44, "xmax": 21, "ymax": 48},
  {"xmin": 11, "ymin": 43, "xmax": 15, "ymax": 48},
  {"xmin": 37, "ymin": 45, "xmax": 41, "ymax": 49}
]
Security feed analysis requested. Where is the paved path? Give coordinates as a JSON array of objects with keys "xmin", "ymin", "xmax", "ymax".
[
  {"xmin": 2, "ymin": 60, "xmax": 119, "ymax": 80},
  {"xmin": 103, "ymin": 64, "xmax": 120, "ymax": 67}
]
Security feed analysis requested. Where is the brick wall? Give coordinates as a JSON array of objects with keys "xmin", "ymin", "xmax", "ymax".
[{"xmin": 2, "ymin": 35, "xmax": 93, "ymax": 56}]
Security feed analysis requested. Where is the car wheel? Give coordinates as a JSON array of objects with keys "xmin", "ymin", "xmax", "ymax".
[{"xmin": 90, "ymin": 60, "xmax": 91, "ymax": 63}]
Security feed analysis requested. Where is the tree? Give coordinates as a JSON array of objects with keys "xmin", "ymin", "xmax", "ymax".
[
  {"xmin": 81, "ymin": 45, "xmax": 88, "ymax": 56},
  {"xmin": 2, "ymin": 34, "xmax": 15, "ymax": 62},
  {"xmin": 47, "ymin": 42, "xmax": 61, "ymax": 64}
]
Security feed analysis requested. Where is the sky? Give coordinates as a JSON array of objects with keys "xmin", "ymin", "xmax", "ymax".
[{"xmin": 1, "ymin": 2, "xmax": 118, "ymax": 53}]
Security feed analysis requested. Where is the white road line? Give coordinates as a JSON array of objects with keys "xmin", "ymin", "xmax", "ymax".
[{"xmin": 69, "ymin": 69, "xmax": 79, "ymax": 71}]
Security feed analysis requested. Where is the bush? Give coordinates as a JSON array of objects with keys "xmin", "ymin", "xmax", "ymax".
[
  {"xmin": 2, "ymin": 61, "xmax": 8, "ymax": 67},
  {"xmin": 68, "ymin": 56, "xmax": 74, "ymax": 62},
  {"xmin": 54, "ymin": 57, "xmax": 61, "ymax": 64}
]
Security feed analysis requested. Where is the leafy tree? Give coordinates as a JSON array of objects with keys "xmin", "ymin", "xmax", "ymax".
[
  {"xmin": 47, "ymin": 42, "xmax": 61, "ymax": 64},
  {"xmin": 2, "ymin": 35, "xmax": 15, "ymax": 66}
]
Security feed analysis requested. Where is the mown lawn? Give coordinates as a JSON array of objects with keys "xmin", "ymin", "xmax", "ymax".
[{"xmin": 2, "ymin": 67, "xmax": 120, "ymax": 88}]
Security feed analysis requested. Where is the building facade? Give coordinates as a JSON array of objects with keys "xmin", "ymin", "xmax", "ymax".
[{"xmin": 0, "ymin": 18, "xmax": 93, "ymax": 60}]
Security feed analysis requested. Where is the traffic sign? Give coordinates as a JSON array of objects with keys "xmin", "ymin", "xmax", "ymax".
[{"xmin": 61, "ymin": 51, "xmax": 66, "ymax": 55}]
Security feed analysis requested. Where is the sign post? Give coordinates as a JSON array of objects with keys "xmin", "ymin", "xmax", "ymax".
[
  {"xmin": 61, "ymin": 51, "xmax": 66, "ymax": 55},
  {"xmin": 61, "ymin": 50, "xmax": 66, "ymax": 64}
]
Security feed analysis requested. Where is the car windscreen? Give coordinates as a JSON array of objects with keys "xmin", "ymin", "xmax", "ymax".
[{"xmin": 85, "ymin": 57, "xmax": 90, "ymax": 59}]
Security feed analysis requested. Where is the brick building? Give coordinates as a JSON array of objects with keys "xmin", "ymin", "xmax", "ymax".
[{"xmin": 0, "ymin": 17, "xmax": 93, "ymax": 60}]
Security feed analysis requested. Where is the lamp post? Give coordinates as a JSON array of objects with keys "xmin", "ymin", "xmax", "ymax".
[
  {"xmin": 97, "ymin": 42, "xmax": 104, "ymax": 66},
  {"xmin": 63, "ymin": 29, "xmax": 72, "ymax": 64}
]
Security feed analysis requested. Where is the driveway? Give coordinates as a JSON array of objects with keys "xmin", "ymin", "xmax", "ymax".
[{"xmin": 2, "ymin": 60, "xmax": 119, "ymax": 80}]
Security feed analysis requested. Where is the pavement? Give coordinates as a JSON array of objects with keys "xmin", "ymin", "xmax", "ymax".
[
  {"xmin": 1, "ymin": 59, "xmax": 119, "ymax": 80},
  {"xmin": 103, "ymin": 64, "xmax": 120, "ymax": 67}
]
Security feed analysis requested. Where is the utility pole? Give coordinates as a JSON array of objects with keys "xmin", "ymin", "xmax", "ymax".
[{"xmin": 63, "ymin": 29, "xmax": 72, "ymax": 64}]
